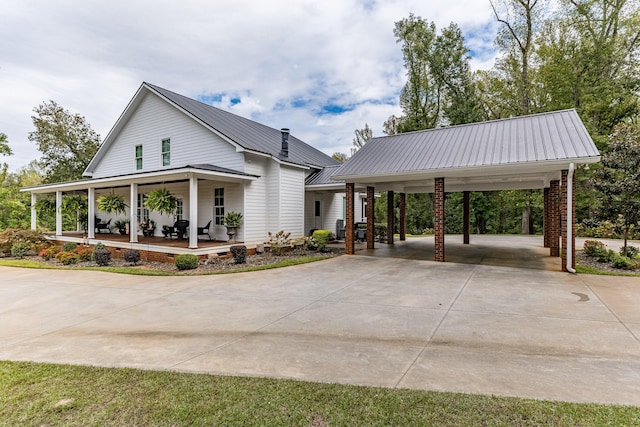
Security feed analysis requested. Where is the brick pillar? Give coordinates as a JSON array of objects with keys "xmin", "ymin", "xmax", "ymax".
[
  {"xmin": 543, "ymin": 187, "xmax": 550, "ymax": 248},
  {"xmin": 463, "ymin": 191, "xmax": 470, "ymax": 245},
  {"xmin": 434, "ymin": 178, "xmax": 445, "ymax": 262},
  {"xmin": 399, "ymin": 192, "xmax": 406, "ymax": 241},
  {"xmin": 549, "ymin": 180, "xmax": 560, "ymax": 257},
  {"xmin": 345, "ymin": 183, "xmax": 355, "ymax": 255},
  {"xmin": 387, "ymin": 190, "xmax": 394, "ymax": 244},
  {"xmin": 561, "ymin": 170, "xmax": 576, "ymax": 271},
  {"xmin": 366, "ymin": 186, "xmax": 375, "ymax": 249}
]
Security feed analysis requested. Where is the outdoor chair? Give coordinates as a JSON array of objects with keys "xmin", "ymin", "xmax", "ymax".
[
  {"xmin": 162, "ymin": 219, "xmax": 189, "ymax": 239},
  {"xmin": 95, "ymin": 218, "xmax": 112, "ymax": 234},
  {"xmin": 197, "ymin": 220, "xmax": 212, "ymax": 240}
]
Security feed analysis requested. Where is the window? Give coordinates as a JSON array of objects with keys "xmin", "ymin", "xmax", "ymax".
[
  {"xmin": 135, "ymin": 145, "xmax": 143, "ymax": 170},
  {"xmin": 161, "ymin": 138, "xmax": 170, "ymax": 166},
  {"xmin": 137, "ymin": 194, "xmax": 149, "ymax": 222},
  {"xmin": 214, "ymin": 188, "xmax": 224, "ymax": 225},
  {"xmin": 314, "ymin": 200, "xmax": 321, "ymax": 217},
  {"xmin": 361, "ymin": 198, "xmax": 367, "ymax": 220},
  {"xmin": 175, "ymin": 199, "xmax": 183, "ymax": 221}
]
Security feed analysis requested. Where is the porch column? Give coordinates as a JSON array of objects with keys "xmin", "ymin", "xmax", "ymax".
[
  {"xmin": 30, "ymin": 193, "xmax": 37, "ymax": 231},
  {"xmin": 387, "ymin": 190, "xmax": 394, "ymax": 245},
  {"xmin": 345, "ymin": 183, "xmax": 355, "ymax": 254},
  {"xmin": 463, "ymin": 191, "xmax": 470, "ymax": 245},
  {"xmin": 399, "ymin": 192, "xmax": 406, "ymax": 241},
  {"xmin": 55, "ymin": 191, "xmax": 62, "ymax": 236},
  {"xmin": 543, "ymin": 187, "xmax": 550, "ymax": 248},
  {"xmin": 561, "ymin": 169, "xmax": 576, "ymax": 272},
  {"xmin": 129, "ymin": 183, "xmax": 138, "ymax": 243},
  {"xmin": 88, "ymin": 187, "xmax": 95, "ymax": 239},
  {"xmin": 188, "ymin": 175, "xmax": 198, "ymax": 249},
  {"xmin": 549, "ymin": 180, "xmax": 560, "ymax": 257},
  {"xmin": 366, "ymin": 186, "xmax": 375, "ymax": 249},
  {"xmin": 434, "ymin": 178, "xmax": 445, "ymax": 262}
]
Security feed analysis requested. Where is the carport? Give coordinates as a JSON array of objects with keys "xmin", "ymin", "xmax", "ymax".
[{"xmin": 331, "ymin": 110, "xmax": 601, "ymax": 272}]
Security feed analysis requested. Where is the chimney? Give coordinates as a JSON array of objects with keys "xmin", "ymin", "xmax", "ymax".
[{"xmin": 280, "ymin": 128, "xmax": 290, "ymax": 157}]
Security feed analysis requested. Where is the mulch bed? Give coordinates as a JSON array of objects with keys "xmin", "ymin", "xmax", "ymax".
[{"xmin": 576, "ymin": 251, "xmax": 640, "ymax": 275}]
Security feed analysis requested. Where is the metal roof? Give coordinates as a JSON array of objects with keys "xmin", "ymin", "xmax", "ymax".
[
  {"xmin": 305, "ymin": 165, "xmax": 342, "ymax": 186},
  {"xmin": 146, "ymin": 83, "xmax": 339, "ymax": 168},
  {"xmin": 332, "ymin": 109, "xmax": 600, "ymax": 183}
]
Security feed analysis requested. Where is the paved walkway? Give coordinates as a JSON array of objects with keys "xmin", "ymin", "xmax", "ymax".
[{"xmin": 1, "ymin": 246, "xmax": 639, "ymax": 405}]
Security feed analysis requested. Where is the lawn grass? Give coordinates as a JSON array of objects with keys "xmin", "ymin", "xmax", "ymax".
[
  {"xmin": 575, "ymin": 264, "xmax": 640, "ymax": 276},
  {"xmin": 1, "ymin": 361, "xmax": 638, "ymax": 426},
  {"xmin": 0, "ymin": 255, "xmax": 332, "ymax": 276}
]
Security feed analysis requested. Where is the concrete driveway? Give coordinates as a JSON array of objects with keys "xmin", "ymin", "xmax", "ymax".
[{"xmin": 1, "ymin": 254, "xmax": 639, "ymax": 406}]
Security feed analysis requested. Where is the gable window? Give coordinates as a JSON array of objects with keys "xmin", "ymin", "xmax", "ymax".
[
  {"xmin": 161, "ymin": 138, "xmax": 170, "ymax": 166},
  {"xmin": 135, "ymin": 145, "xmax": 143, "ymax": 170},
  {"xmin": 137, "ymin": 194, "xmax": 149, "ymax": 222},
  {"xmin": 214, "ymin": 188, "xmax": 224, "ymax": 225}
]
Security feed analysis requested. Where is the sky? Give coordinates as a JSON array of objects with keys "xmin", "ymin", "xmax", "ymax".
[{"xmin": 0, "ymin": 0, "xmax": 500, "ymax": 171}]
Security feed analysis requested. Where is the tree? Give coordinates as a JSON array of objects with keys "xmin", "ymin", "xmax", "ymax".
[
  {"xmin": 28, "ymin": 101, "xmax": 101, "ymax": 183},
  {"xmin": 331, "ymin": 152, "xmax": 348, "ymax": 163},
  {"xmin": 351, "ymin": 123, "xmax": 373, "ymax": 156},
  {"xmin": 591, "ymin": 123, "xmax": 640, "ymax": 255},
  {"xmin": 0, "ymin": 132, "xmax": 12, "ymax": 183}
]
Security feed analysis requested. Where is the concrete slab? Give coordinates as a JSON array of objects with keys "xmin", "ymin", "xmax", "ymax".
[{"xmin": 1, "ymin": 247, "xmax": 640, "ymax": 406}]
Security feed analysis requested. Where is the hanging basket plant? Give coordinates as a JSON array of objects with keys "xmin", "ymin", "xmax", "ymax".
[
  {"xmin": 97, "ymin": 193, "xmax": 127, "ymax": 215},
  {"xmin": 144, "ymin": 188, "xmax": 178, "ymax": 215}
]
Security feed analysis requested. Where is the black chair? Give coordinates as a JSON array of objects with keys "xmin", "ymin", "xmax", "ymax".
[
  {"xmin": 197, "ymin": 220, "xmax": 212, "ymax": 240},
  {"xmin": 162, "ymin": 220, "xmax": 189, "ymax": 239},
  {"xmin": 96, "ymin": 218, "xmax": 112, "ymax": 234}
]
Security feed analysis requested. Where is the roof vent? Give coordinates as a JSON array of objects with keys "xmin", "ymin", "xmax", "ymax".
[{"xmin": 280, "ymin": 128, "xmax": 290, "ymax": 157}]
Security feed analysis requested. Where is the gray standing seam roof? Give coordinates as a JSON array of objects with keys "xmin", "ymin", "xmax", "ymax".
[
  {"xmin": 146, "ymin": 83, "xmax": 339, "ymax": 168},
  {"xmin": 332, "ymin": 109, "xmax": 599, "ymax": 179},
  {"xmin": 305, "ymin": 165, "xmax": 342, "ymax": 186}
]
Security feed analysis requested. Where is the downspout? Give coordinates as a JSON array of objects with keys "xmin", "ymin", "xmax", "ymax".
[{"xmin": 566, "ymin": 163, "xmax": 576, "ymax": 273}]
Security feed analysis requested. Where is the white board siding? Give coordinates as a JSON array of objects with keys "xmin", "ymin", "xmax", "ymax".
[
  {"xmin": 92, "ymin": 93, "xmax": 244, "ymax": 178},
  {"xmin": 243, "ymin": 155, "xmax": 269, "ymax": 244},
  {"xmin": 279, "ymin": 165, "xmax": 305, "ymax": 238},
  {"xmin": 304, "ymin": 192, "xmax": 344, "ymax": 235}
]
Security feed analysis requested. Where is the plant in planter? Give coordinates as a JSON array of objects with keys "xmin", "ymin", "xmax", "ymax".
[
  {"xmin": 139, "ymin": 219, "xmax": 156, "ymax": 237},
  {"xmin": 97, "ymin": 193, "xmax": 127, "ymax": 215},
  {"xmin": 144, "ymin": 188, "xmax": 178, "ymax": 216},
  {"xmin": 113, "ymin": 219, "xmax": 129, "ymax": 235},
  {"xmin": 223, "ymin": 211, "xmax": 243, "ymax": 242}
]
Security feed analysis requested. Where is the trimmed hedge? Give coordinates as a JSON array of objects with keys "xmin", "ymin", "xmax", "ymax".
[
  {"xmin": 230, "ymin": 245, "xmax": 247, "ymax": 264},
  {"xmin": 175, "ymin": 254, "xmax": 198, "ymax": 270},
  {"xmin": 123, "ymin": 249, "xmax": 141, "ymax": 265},
  {"xmin": 11, "ymin": 242, "xmax": 31, "ymax": 259},
  {"xmin": 93, "ymin": 249, "xmax": 111, "ymax": 266},
  {"xmin": 311, "ymin": 229, "xmax": 332, "ymax": 252}
]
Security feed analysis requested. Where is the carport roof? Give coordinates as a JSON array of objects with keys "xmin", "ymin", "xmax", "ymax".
[{"xmin": 331, "ymin": 109, "xmax": 600, "ymax": 192}]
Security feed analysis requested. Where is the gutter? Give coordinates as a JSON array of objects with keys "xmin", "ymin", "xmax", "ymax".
[{"xmin": 566, "ymin": 163, "xmax": 576, "ymax": 273}]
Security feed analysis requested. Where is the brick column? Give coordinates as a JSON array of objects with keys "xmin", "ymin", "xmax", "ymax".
[
  {"xmin": 399, "ymin": 192, "xmax": 406, "ymax": 241},
  {"xmin": 543, "ymin": 187, "xmax": 550, "ymax": 248},
  {"xmin": 366, "ymin": 186, "xmax": 375, "ymax": 249},
  {"xmin": 345, "ymin": 183, "xmax": 355, "ymax": 255},
  {"xmin": 561, "ymin": 170, "xmax": 576, "ymax": 271},
  {"xmin": 434, "ymin": 178, "xmax": 445, "ymax": 262},
  {"xmin": 549, "ymin": 180, "xmax": 560, "ymax": 257},
  {"xmin": 463, "ymin": 191, "xmax": 470, "ymax": 245},
  {"xmin": 387, "ymin": 190, "xmax": 394, "ymax": 244}
]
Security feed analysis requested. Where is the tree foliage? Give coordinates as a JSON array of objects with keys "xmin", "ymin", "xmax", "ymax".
[{"xmin": 28, "ymin": 101, "xmax": 101, "ymax": 183}]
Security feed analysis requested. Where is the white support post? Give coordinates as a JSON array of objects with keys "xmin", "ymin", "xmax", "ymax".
[
  {"xmin": 30, "ymin": 193, "xmax": 37, "ymax": 230},
  {"xmin": 130, "ymin": 183, "xmax": 138, "ymax": 243},
  {"xmin": 88, "ymin": 188, "xmax": 95, "ymax": 239},
  {"xmin": 188, "ymin": 175, "xmax": 198, "ymax": 249},
  {"xmin": 55, "ymin": 191, "xmax": 63, "ymax": 236}
]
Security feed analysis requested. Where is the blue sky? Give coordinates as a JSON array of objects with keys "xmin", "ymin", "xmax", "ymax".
[{"xmin": 0, "ymin": 0, "xmax": 500, "ymax": 171}]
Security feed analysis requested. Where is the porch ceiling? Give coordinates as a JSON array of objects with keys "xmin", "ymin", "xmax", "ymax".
[{"xmin": 21, "ymin": 165, "xmax": 258, "ymax": 194}]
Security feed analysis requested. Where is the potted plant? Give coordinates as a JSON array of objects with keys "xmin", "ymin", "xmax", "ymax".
[
  {"xmin": 97, "ymin": 193, "xmax": 127, "ymax": 215},
  {"xmin": 140, "ymin": 219, "xmax": 156, "ymax": 237},
  {"xmin": 113, "ymin": 219, "xmax": 128, "ymax": 235},
  {"xmin": 223, "ymin": 211, "xmax": 243, "ymax": 242},
  {"xmin": 144, "ymin": 188, "xmax": 178, "ymax": 216}
]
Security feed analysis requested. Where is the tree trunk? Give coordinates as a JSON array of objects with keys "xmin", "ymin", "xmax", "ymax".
[{"xmin": 521, "ymin": 206, "xmax": 532, "ymax": 234}]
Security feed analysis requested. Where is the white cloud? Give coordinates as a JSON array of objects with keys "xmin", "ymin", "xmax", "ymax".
[{"xmin": 0, "ymin": 0, "xmax": 497, "ymax": 170}]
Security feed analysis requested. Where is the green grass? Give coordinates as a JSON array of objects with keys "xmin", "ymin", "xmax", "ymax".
[
  {"xmin": 575, "ymin": 264, "xmax": 640, "ymax": 276},
  {"xmin": 0, "ymin": 255, "xmax": 332, "ymax": 276},
  {"xmin": 1, "ymin": 361, "xmax": 638, "ymax": 426}
]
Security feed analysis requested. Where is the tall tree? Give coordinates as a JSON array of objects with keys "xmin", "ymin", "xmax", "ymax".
[
  {"xmin": 331, "ymin": 152, "xmax": 348, "ymax": 163},
  {"xmin": 28, "ymin": 101, "xmax": 101, "ymax": 183},
  {"xmin": 591, "ymin": 123, "xmax": 640, "ymax": 255},
  {"xmin": 0, "ymin": 132, "xmax": 12, "ymax": 183},
  {"xmin": 351, "ymin": 123, "xmax": 373, "ymax": 156}
]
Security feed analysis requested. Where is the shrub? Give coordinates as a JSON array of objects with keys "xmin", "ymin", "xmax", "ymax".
[
  {"xmin": 230, "ymin": 245, "xmax": 247, "ymax": 264},
  {"xmin": 39, "ymin": 247, "xmax": 59, "ymax": 260},
  {"xmin": 93, "ymin": 249, "xmax": 111, "ymax": 266},
  {"xmin": 267, "ymin": 230, "xmax": 292, "ymax": 255},
  {"xmin": 91, "ymin": 243, "xmax": 107, "ymax": 261},
  {"xmin": 620, "ymin": 245, "xmax": 640, "ymax": 259},
  {"xmin": 61, "ymin": 242, "xmax": 77, "ymax": 252},
  {"xmin": 75, "ymin": 247, "xmax": 92, "ymax": 262},
  {"xmin": 597, "ymin": 249, "xmax": 616, "ymax": 263},
  {"xmin": 0, "ymin": 228, "xmax": 49, "ymax": 255},
  {"xmin": 123, "ymin": 249, "xmax": 141, "ymax": 265},
  {"xmin": 56, "ymin": 251, "xmax": 78, "ymax": 265},
  {"xmin": 374, "ymin": 223, "xmax": 387, "ymax": 242},
  {"xmin": 583, "ymin": 240, "xmax": 606, "ymax": 257},
  {"xmin": 611, "ymin": 254, "xmax": 637, "ymax": 270},
  {"xmin": 311, "ymin": 230, "xmax": 332, "ymax": 252},
  {"xmin": 175, "ymin": 254, "xmax": 198, "ymax": 270},
  {"xmin": 11, "ymin": 242, "xmax": 32, "ymax": 259}
]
